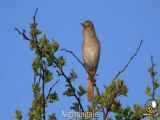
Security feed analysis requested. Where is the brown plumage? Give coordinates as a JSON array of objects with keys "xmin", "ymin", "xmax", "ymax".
[{"xmin": 82, "ymin": 20, "xmax": 100, "ymax": 101}]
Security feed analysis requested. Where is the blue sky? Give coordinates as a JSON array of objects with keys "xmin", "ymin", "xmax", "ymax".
[{"xmin": 0, "ymin": 0, "xmax": 160, "ymax": 119}]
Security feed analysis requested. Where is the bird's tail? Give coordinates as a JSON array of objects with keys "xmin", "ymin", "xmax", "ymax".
[{"xmin": 87, "ymin": 78, "xmax": 94, "ymax": 101}]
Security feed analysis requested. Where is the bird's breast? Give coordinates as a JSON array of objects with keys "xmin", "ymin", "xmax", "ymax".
[{"xmin": 83, "ymin": 38, "xmax": 100, "ymax": 69}]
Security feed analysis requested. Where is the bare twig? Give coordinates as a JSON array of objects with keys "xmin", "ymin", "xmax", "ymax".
[
  {"xmin": 46, "ymin": 80, "xmax": 60, "ymax": 100},
  {"xmin": 104, "ymin": 40, "xmax": 143, "ymax": 119},
  {"xmin": 33, "ymin": 8, "xmax": 38, "ymax": 24},
  {"xmin": 15, "ymin": 8, "xmax": 39, "ymax": 42},
  {"xmin": 61, "ymin": 49, "xmax": 85, "ymax": 69},
  {"xmin": 113, "ymin": 40, "xmax": 143, "ymax": 80},
  {"xmin": 15, "ymin": 28, "xmax": 31, "ymax": 41}
]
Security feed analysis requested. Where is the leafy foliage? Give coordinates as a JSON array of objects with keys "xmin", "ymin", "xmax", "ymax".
[
  {"xmin": 15, "ymin": 110, "xmax": 23, "ymax": 120},
  {"xmin": 145, "ymin": 86, "xmax": 151, "ymax": 97},
  {"xmin": 77, "ymin": 85, "xmax": 86, "ymax": 97},
  {"xmin": 47, "ymin": 92, "xmax": 59, "ymax": 103}
]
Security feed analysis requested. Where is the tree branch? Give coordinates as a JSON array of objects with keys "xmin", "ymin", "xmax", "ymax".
[
  {"xmin": 94, "ymin": 83, "xmax": 106, "ymax": 118},
  {"xmin": 150, "ymin": 56, "xmax": 156, "ymax": 100},
  {"xmin": 104, "ymin": 86, "xmax": 121, "ymax": 119},
  {"xmin": 61, "ymin": 49, "xmax": 85, "ymax": 69},
  {"xmin": 113, "ymin": 40, "xmax": 143, "ymax": 80},
  {"xmin": 104, "ymin": 40, "xmax": 143, "ymax": 119},
  {"xmin": 15, "ymin": 28, "xmax": 31, "ymax": 41},
  {"xmin": 17, "ymin": 8, "xmax": 47, "ymax": 120},
  {"xmin": 46, "ymin": 80, "xmax": 60, "ymax": 100},
  {"xmin": 60, "ymin": 67, "xmax": 85, "ymax": 112},
  {"xmin": 53, "ymin": 56, "xmax": 84, "ymax": 112},
  {"xmin": 33, "ymin": 8, "xmax": 38, "ymax": 24},
  {"xmin": 61, "ymin": 49, "xmax": 100, "ymax": 91},
  {"xmin": 41, "ymin": 61, "xmax": 46, "ymax": 120},
  {"xmin": 61, "ymin": 48, "xmax": 105, "ymax": 115}
]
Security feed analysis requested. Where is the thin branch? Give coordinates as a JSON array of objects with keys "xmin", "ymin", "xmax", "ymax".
[
  {"xmin": 94, "ymin": 83, "xmax": 106, "ymax": 117},
  {"xmin": 61, "ymin": 49, "xmax": 100, "ymax": 88},
  {"xmin": 61, "ymin": 49, "xmax": 85, "ymax": 69},
  {"xmin": 61, "ymin": 48, "xmax": 99, "ymax": 77},
  {"xmin": 15, "ymin": 8, "xmax": 39, "ymax": 42},
  {"xmin": 61, "ymin": 68, "xmax": 84, "ymax": 112},
  {"xmin": 42, "ymin": 61, "xmax": 46, "ymax": 120},
  {"xmin": 15, "ymin": 28, "xmax": 31, "ymax": 41},
  {"xmin": 33, "ymin": 8, "xmax": 38, "ymax": 24},
  {"xmin": 54, "ymin": 57, "xmax": 84, "ymax": 112},
  {"xmin": 46, "ymin": 80, "xmax": 60, "ymax": 100},
  {"xmin": 61, "ymin": 48, "xmax": 103, "ymax": 112},
  {"xmin": 113, "ymin": 40, "xmax": 143, "ymax": 80},
  {"xmin": 150, "ymin": 56, "xmax": 155, "ymax": 100},
  {"xmin": 104, "ymin": 40, "xmax": 143, "ymax": 119}
]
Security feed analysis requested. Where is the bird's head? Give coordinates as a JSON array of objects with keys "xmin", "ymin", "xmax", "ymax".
[{"xmin": 81, "ymin": 20, "xmax": 95, "ymax": 32}]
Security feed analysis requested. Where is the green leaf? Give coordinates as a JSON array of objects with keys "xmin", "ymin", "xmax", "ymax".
[
  {"xmin": 133, "ymin": 104, "xmax": 144, "ymax": 116},
  {"xmin": 57, "ymin": 56, "xmax": 65, "ymax": 67},
  {"xmin": 111, "ymin": 100, "xmax": 122, "ymax": 113},
  {"xmin": 32, "ymin": 57, "xmax": 41, "ymax": 74},
  {"xmin": 104, "ymin": 85, "xmax": 114, "ymax": 97},
  {"xmin": 30, "ymin": 23, "xmax": 39, "ymax": 37},
  {"xmin": 70, "ymin": 102, "xmax": 80, "ymax": 112},
  {"xmin": 69, "ymin": 69, "xmax": 77, "ymax": 81},
  {"xmin": 31, "ymin": 95, "xmax": 43, "ymax": 119},
  {"xmin": 48, "ymin": 113, "xmax": 57, "ymax": 120},
  {"xmin": 47, "ymin": 55, "xmax": 54, "ymax": 66},
  {"xmin": 145, "ymin": 86, "xmax": 151, "ymax": 96},
  {"xmin": 44, "ymin": 70, "xmax": 53, "ymax": 83},
  {"xmin": 51, "ymin": 41, "xmax": 59, "ymax": 52},
  {"xmin": 116, "ymin": 80, "xmax": 128, "ymax": 96},
  {"xmin": 104, "ymin": 80, "xmax": 128, "ymax": 97},
  {"xmin": 45, "ymin": 44, "xmax": 54, "ymax": 57},
  {"xmin": 148, "ymin": 67, "xmax": 157, "ymax": 77},
  {"xmin": 154, "ymin": 80, "xmax": 159, "ymax": 90},
  {"xmin": 35, "ymin": 48, "xmax": 41, "ymax": 57},
  {"xmin": 30, "ymin": 40, "xmax": 37, "ymax": 50},
  {"xmin": 48, "ymin": 92, "xmax": 59, "ymax": 103},
  {"xmin": 39, "ymin": 35, "xmax": 48, "ymax": 47},
  {"xmin": 15, "ymin": 110, "xmax": 23, "ymax": 120},
  {"xmin": 32, "ymin": 83, "xmax": 41, "ymax": 96},
  {"xmin": 77, "ymin": 85, "xmax": 86, "ymax": 96},
  {"xmin": 63, "ymin": 87, "xmax": 74, "ymax": 97}
]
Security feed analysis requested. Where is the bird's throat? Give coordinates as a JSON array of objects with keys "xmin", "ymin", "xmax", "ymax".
[{"xmin": 84, "ymin": 30, "xmax": 96, "ymax": 40}]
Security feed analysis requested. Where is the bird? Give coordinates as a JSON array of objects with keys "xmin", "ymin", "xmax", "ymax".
[{"xmin": 81, "ymin": 20, "xmax": 100, "ymax": 101}]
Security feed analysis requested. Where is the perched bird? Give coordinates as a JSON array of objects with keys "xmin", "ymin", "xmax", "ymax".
[{"xmin": 81, "ymin": 20, "xmax": 100, "ymax": 101}]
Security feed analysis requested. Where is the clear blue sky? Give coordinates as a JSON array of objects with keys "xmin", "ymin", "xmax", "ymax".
[{"xmin": 0, "ymin": 0, "xmax": 160, "ymax": 119}]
